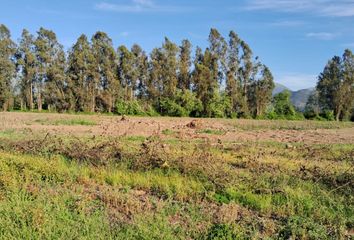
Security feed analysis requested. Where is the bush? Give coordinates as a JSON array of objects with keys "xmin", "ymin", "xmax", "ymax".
[
  {"xmin": 268, "ymin": 91, "xmax": 304, "ymax": 120},
  {"xmin": 203, "ymin": 224, "xmax": 237, "ymax": 240},
  {"xmin": 320, "ymin": 110, "xmax": 335, "ymax": 121},
  {"xmin": 207, "ymin": 92, "xmax": 232, "ymax": 118},
  {"xmin": 158, "ymin": 90, "xmax": 203, "ymax": 117},
  {"xmin": 177, "ymin": 90, "xmax": 203, "ymax": 116},
  {"xmin": 159, "ymin": 98, "xmax": 188, "ymax": 117},
  {"xmin": 115, "ymin": 99, "xmax": 153, "ymax": 116},
  {"xmin": 279, "ymin": 216, "xmax": 328, "ymax": 240}
]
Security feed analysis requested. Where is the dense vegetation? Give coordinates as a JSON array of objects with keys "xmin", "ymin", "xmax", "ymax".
[
  {"xmin": 305, "ymin": 50, "xmax": 354, "ymax": 121},
  {"xmin": 0, "ymin": 116, "xmax": 353, "ymax": 239},
  {"xmin": 0, "ymin": 24, "xmax": 274, "ymax": 119},
  {"xmin": 0, "ymin": 23, "xmax": 353, "ymax": 120}
]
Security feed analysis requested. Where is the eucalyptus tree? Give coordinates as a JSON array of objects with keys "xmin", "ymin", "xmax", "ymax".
[
  {"xmin": 0, "ymin": 24, "xmax": 16, "ymax": 111},
  {"xmin": 67, "ymin": 34, "xmax": 97, "ymax": 112},
  {"xmin": 178, "ymin": 39, "xmax": 192, "ymax": 91},
  {"xmin": 34, "ymin": 27, "xmax": 66, "ymax": 111},
  {"xmin": 91, "ymin": 31, "xmax": 118, "ymax": 112},
  {"xmin": 225, "ymin": 30, "xmax": 241, "ymax": 114},
  {"xmin": 117, "ymin": 45, "xmax": 136, "ymax": 100},
  {"xmin": 131, "ymin": 44, "xmax": 149, "ymax": 100},
  {"xmin": 316, "ymin": 49, "xmax": 354, "ymax": 120},
  {"xmin": 16, "ymin": 29, "xmax": 37, "ymax": 110},
  {"xmin": 248, "ymin": 65, "xmax": 274, "ymax": 117}
]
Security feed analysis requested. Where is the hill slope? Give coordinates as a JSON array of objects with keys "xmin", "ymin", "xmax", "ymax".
[{"xmin": 273, "ymin": 83, "xmax": 315, "ymax": 110}]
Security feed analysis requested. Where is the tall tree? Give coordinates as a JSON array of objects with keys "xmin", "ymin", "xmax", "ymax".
[
  {"xmin": 67, "ymin": 34, "xmax": 97, "ymax": 112},
  {"xmin": 208, "ymin": 28, "xmax": 227, "ymax": 87},
  {"xmin": 148, "ymin": 47, "xmax": 164, "ymax": 103},
  {"xmin": 148, "ymin": 37, "xmax": 178, "ymax": 107},
  {"xmin": 131, "ymin": 44, "xmax": 149, "ymax": 100},
  {"xmin": 192, "ymin": 48, "xmax": 217, "ymax": 117},
  {"xmin": 178, "ymin": 39, "xmax": 192, "ymax": 90},
  {"xmin": 16, "ymin": 29, "xmax": 36, "ymax": 110},
  {"xmin": 117, "ymin": 45, "xmax": 135, "ymax": 100},
  {"xmin": 0, "ymin": 24, "xmax": 16, "ymax": 111},
  {"xmin": 226, "ymin": 30, "xmax": 241, "ymax": 114},
  {"xmin": 248, "ymin": 65, "xmax": 274, "ymax": 117},
  {"xmin": 34, "ymin": 27, "xmax": 66, "ymax": 111},
  {"xmin": 91, "ymin": 32, "xmax": 118, "ymax": 112},
  {"xmin": 340, "ymin": 49, "xmax": 354, "ymax": 119},
  {"xmin": 161, "ymin": 37, "xmax": 178, "ymax": 97},
  {"xmin": 316, "ymin": 50, "xmax": 354, "ymax": 121},
  {"xmin": 238, "ymin": 40, "xmax": 253, "ymax": 117}
]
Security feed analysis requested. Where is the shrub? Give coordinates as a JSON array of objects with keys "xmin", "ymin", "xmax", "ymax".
[
  {"xmin": 158, "ymin": 90, "xmax": 203, "ymax": 117},
  {"xmin": 266, "ymin": 91, "xmax": 305, "ymax": 120},
  {"xmin": 320, "ymin": 110, "xmax": 335, "ymax": 121},
  {"xmin": 115, "ymin": 99, "xmax": 145, "ymax": 115},
  {"xmin": 279, "ymin": 216, "xmax": 328, "ymax": 240},
  {"xmin": 203, "ymin": 224, "xmax": 237, "ymax": 240},
  {"xmin": 207, "ymin": 92, "xmax": 232, "ymax": 118},
  {"xmin": 159, "ymin": 98, "xmax": 188, "ymax": 117}
]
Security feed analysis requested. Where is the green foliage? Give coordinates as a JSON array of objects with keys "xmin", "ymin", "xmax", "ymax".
[
  {"xmin": 159, "ymin": 97, "xmax": 188, "ymax": 117},
  {"xmin": 207, "ymin": 92, "xmax": 232, "ymax": 118},
  {"xmin": 38, "ymin": 118, "xmax": 97, "ymax": 126},
  {"xmin": 315, "ymin": 50, "xmax": 354, "ymax": 121},
  {"xmin": 159, "ymin": 90, "xmax": 203, "ymax": 117},
  {"xmin": 197, "ymin": 129, "xmax": 225, "ymax": 135},
  {"xmin": 115, "ymin": 99, "xmax": 159, "ymax": 116},
  {"xmin": 321, "ymin": 110, "xmax": 335, "ymax": 121},
  {"xmin": 273, "ymin": 91, "xmax": 296, "ymax": 116},
  {"xmin": 1, "ymin": 23, "xmax": 352, "ymax": 121},
  {"xmin": 0, "ymin": 119, "xmax": 353, "ymax": 239},
  {"xmin": 115, "ymin": 99, "xmax": 145, "ymax": 116},
  {"xmin": 268, "ymin": 91, "xmax": 304, "ymax": 120},
  {"xmin": 203, "ymin": 224, "xmax": 237, "ymax": 240},
  {"xmin": 0, "ymin": 24, "xmax": 16, "ymax": 111},
  {"xmin": 279, "ymin": 216, "xmax": 328, "ymax": 240}
]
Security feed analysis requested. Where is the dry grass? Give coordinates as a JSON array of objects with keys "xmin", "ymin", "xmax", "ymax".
[{"xmin": 0, "ymin": 112, "xmax": 353, "ymax": 239}]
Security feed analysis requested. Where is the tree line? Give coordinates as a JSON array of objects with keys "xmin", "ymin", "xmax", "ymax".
[
  {"xmin": 305, "ymin": 49, "xmax": 354, "ymax": 121},
  {"xmin": 0, "ymin": 24, "xmax": 274, "ymax": 118},
  {"xmin": 1, "ymin": 23, "xmax": 353, "ymax": 120}
]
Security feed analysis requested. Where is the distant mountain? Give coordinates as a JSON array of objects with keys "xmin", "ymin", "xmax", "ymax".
[
  {"xmin": 273, "ymin": 83, "xmax": 290, "ymax": 95},
  {"xmin": 290, "ymin": 88, "xmax": 315, "ymax": 111},
  {"xmin": 272, "ymin": 83, "xmax": 315, "ymax": 111}
]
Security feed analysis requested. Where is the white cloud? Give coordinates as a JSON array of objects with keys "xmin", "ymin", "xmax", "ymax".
[
  {"xmin": 95, "ymin": 0, "xmax": 186, "ymax": 13},
  {"xmin": 120, "ymin": 31, "xmax": 130, "ymax": 37},
  {"xmin": 269, "ymin": 20, "xmax": 305, "ymax": 27},
  {"xmin": 245, "ymin": 0, "xmax": 354, "ymax": 17},
  {"xmin": 306, "ymin": 32, "xmax": 338, "ymax": 40},
  {"xmin": 275, "ymin": 73, "xmax": 318, "ymax": 90},
  {"xmin": 133, "ymin": 0, "xmax": 154, "ymax": 7}
]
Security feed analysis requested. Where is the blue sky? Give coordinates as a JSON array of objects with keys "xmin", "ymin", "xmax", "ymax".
[{"xmin": 1, "ymin": 0, "xmax": 354, "ymax": 90}]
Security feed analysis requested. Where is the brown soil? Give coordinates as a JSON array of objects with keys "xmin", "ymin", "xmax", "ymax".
[{"xmin": 1, "ymin": 112, "xmax": 353, "ymax": 144}]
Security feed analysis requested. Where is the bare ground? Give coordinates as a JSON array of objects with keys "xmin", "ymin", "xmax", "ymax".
[{"xmin": 1, "ymin": 112, "xmax": 353, "ymax": 144}]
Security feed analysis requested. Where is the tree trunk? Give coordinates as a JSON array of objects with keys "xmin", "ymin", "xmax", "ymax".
[
  {"xmin": 336, "ymin": 110, "xmax": 341, "ymax": 121},
  {"xmin": 38, "ymin": 90, "xmax": 42, "ymax": 111},
  {"xmin": 30, "ymin": 82, "xmax": 33, "ymax": 111},
  {"xmin": 20, "ymin": 99, "xmax": 24, "ymax": 111},
  {"xmin": 91, "ymin": 92, "xmax": 95, "ymax": 113}
]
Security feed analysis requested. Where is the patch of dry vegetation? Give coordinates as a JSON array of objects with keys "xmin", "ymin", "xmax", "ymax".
[{"xmin": 0, "ymin": 113, "xmax": 353, "ymax": 239}]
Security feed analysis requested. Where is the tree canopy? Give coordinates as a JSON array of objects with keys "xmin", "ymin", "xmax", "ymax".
[{"xmin": 0, "ymin": 24, "xmax": 281, "ymax": 119}]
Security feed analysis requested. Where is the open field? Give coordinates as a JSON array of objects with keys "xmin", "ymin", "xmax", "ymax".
[{"xmin": 0, "ymin": 112, "xmax": 353, "ymax": 239}]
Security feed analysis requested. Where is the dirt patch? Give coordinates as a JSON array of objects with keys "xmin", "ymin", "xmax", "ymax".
[{"xmin": 0, "ymin": 112, "xmax": 353, "ymax": 144}]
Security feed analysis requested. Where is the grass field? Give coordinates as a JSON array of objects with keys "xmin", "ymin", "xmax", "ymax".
[{"xmin": 0, "ymin": 112, "xmax": 353, "ymax": 239}]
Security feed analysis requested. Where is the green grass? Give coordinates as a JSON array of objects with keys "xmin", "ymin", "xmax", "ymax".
[
  {"xmin": 34, "ymin": 118, "xmax": 97, "ymax": 126},
  {"xmin": 0, "ymin": 119, "xmax": 353, "ymax": 239},
  {"xmin": 162, "ymin": 129, "xmax": 176, "ymax": 135},
  {"xmin": 197, "ymin": 128, "xmax": 226, "ymax": 135},
  {"xmin": 224, "ymin": 119, "xmax": 354, "ymax": 130}
]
